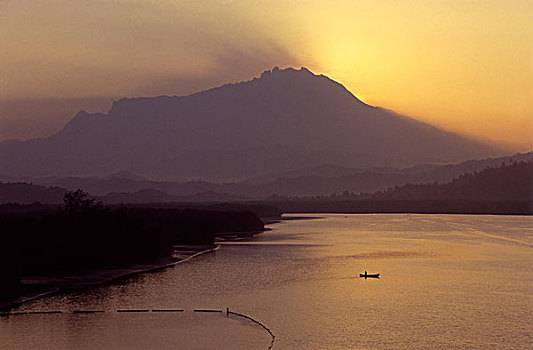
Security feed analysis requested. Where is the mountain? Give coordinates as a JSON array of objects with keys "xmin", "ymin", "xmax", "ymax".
[
  {"xmin": 3, "ymin": 157, "xmax": 531, "ymax": 208},
  {"xmin": 106, "ymin": 170, "xmax": 146, "ymax": 181},
  {"xmin": 369, "ymin": 160, "xmax": 533, "ymax": 201},
  {"xmin": 0, "ymin": 67, "xmax": 505, "ymax": 180},
  {"xmin": 411, "ymin": 152, "xmax": 533, "ymax": 183},
  {"xmin": 242, "ymin": 164, "xmax": 375, "ymax": 184},
  {"xmin": 15, "ymin": 152, "xmax": 529, "ymax": 200},
  {"xmin": 0, "ymin": 183, "xmax": 67, "ymax": 204},
  {"xmin": 45, "ymin": 176, "xmax": 245, "ymax": 197},
  {"xmin": 258, "ymin": 152, "xmax": 533, "ymax": 183},
  {"xmin": 99, "ymin": 189, "xmax": 250, "ymax": 204}
]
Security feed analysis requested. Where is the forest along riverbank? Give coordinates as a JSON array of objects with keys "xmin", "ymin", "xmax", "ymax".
[
  {"xmin": 0, "ymin": 198, "xmax": 276, "ymax": 311},
  {"xmin": 0, "ymin": 245, "xmax": 220, "ymax": 312}
]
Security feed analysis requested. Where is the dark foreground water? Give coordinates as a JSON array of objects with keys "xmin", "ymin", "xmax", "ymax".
[{"xmin": 1, "ymin": 214, "xmax": 532, "ymax": 349}]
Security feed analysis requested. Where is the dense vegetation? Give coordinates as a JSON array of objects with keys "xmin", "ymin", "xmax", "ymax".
[
  {"xmin": 263, "ymin": 160, "xmax": 533, "ymax": 214},
  {"xmin": 0, "ymin": 190, "xmax": 264, "ymax": 302},
  {"xmin": 368, "ymin": 160, "xmax": 533, "ymax": 201},
  {"xmin": 274, "ymin": 160, "xmax": 533, "ymax": 201}
]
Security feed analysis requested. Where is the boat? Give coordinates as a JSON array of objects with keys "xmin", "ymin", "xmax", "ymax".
[{"xmin": 359, "ymin": 272, "xmax": 380, "ymax": 278}]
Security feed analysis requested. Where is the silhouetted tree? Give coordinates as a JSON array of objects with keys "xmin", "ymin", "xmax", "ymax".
[{"xmin": 63, "ymin": 189, "xmax": 102, "ymax": 213}]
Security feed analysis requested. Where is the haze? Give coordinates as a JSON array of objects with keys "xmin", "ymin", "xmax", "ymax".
[{"xmin": 1, "ymin": 0, "xmax": 531, "ymax": 148}]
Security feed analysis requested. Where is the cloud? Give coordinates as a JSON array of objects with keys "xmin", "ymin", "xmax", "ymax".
[
  {"xmin": 0, "ymin": 0, "xmax": 300, "ymax": 99},
  {"xmin": 137, "ymin": 38, "xmax": 300, "ymax": 97}
]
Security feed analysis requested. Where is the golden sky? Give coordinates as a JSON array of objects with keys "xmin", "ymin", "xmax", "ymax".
[{"xmin": 1, "ymin": 0, "xmax": 531, "ymax": 149}]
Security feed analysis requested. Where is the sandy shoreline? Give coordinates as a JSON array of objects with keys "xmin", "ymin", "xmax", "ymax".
[{"xmin": 0, "ymin": 245, "xmax": 220, "ymax": 311}]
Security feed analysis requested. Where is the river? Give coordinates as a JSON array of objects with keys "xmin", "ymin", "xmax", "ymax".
[{"xmin": 1, "ymin": 214, "xmax": 532, "ymax": 349}]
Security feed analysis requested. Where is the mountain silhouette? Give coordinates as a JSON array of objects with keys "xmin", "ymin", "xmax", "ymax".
[
  {"xmin": 368, "ymin": 159, "xmax": 533, "ymax": 201},
  {"xmin": 0, "ymin": 67, "xmax": 504, "ymax": 180},
  {"xmin": 0, "ymin": 182, "xmax": 66, "ymax": 204}
]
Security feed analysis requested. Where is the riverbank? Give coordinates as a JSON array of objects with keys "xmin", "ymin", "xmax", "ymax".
[
  {"xmin": 0, "ymin": 199, "xmax": 270, "ymax": 311},
  {"xmin": 0, "ymin": 245, "xmax": 220, "ymax": 311},
  {"xmin": 254, "ymin": 199, "xmax": 533, "ymax": 215}
]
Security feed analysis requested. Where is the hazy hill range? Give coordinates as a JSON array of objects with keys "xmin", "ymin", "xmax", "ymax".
[
  {"xmin": 0, "ymin": 183, "xmax": 248, "ymax": 205},
  {"xmin": 367, "ymin": 159, "xmax": 533, "ymax": 201},
  {"xmin": 265, "ymin": 160, "xmax": 533, "ymax": 215},
  {"xmin": 99, "ymin": 190, "xmax": 251, "ymax": 204},
  {"xmin": 2, "ymin": 157, "xmax": 532, "ymax": 206},
  {"xmin": 0, "ymin": 183, "xmax": 66, "ymax": 204},
  {"xmin": 18, "ymin": 152, "xmax": 528, "ymax": 199},
  {"xmin": 2, "ymin": 159, "xmax": 531, "ymax": 217},
  {"xmin": 0, "ymin": 67, "xmax": 504, "ymax": 180},
  {"xmin": 245, "ymin": 152, "xmax": 533, "ymax": 185}
]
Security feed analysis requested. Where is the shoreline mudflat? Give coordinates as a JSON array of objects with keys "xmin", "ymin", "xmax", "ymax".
[
  {"xmin": 0, "ymin": 204, "xmax": 269, "ymax": 311},
  {"xmin": 0, "ymin": 245, "xmax": 219, "ymax": 311}
]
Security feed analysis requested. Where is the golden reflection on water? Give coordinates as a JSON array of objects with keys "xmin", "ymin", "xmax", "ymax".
[{"xmin": 1, "ymin": 214, "xmax": 531, "ymax": 349}]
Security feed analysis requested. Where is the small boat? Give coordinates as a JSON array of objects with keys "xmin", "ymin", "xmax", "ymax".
[{"xmin": 359, "ymin": 272, "xmax": 380, "ymax": 278}]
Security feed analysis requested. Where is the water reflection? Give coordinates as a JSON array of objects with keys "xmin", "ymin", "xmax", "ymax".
[{"xmin": 1, "ymin": 214, "xmax": 531, "ymax": 349}]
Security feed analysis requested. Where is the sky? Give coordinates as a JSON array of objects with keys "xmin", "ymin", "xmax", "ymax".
[{"xmin": 1, "ymin": 0, "xmax": 532, "ymax": 149}]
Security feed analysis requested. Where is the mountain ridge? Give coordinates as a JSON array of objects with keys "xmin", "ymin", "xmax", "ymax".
[
  {"xmin": 2, "ymin": 155, "xmax": 531, "ymax": 208},
  {"xmin": 3, "ymin": 152, "xmax": 528, "ymax": 200},
  {"xmin": 0, "ymin": 67, "xmax": 505, "ymax": 179}
]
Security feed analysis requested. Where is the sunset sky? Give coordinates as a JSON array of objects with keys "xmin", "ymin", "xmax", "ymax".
[{"xmin": 1, "ymin": 0, "xmax": 531, "ymax": 149}]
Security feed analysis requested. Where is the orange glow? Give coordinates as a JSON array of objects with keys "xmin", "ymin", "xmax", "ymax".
[{"xmin": 0, "ymin": 0, "xmax": 531, "ymax": 147}]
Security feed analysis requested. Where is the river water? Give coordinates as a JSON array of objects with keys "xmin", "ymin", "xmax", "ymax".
[{"xmin": 1, "ymin": 214, "xmax": 532, "ymax": 349}]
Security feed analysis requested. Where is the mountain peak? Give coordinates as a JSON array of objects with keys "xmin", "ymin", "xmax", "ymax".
[
  {"xmin": 0, "ymin": 67, "xmax": 505, "ymax": 179},
  {"xmin": 259, "ymin": 66, "xmax": 315, "ymax": 79}
]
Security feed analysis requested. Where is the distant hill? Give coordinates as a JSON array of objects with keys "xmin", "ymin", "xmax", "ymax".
[
  {"xmin": 0, "ymin": 67, "xmax": 504, "ymax": 180},
  {"xmin": 246, "ymin": 152, "xmax": 533, "ymax": 183},
  {"xmin": 0, "ymin": 183, "xmax": 67, "ymax": 204},
  {"xmin": 411, "ymin": 152, "xmax": 533, "ymax": 184},
  {"xmin": 243, "ymin": 164, "xmax": 372, "ymax": 184},
  {"xmin": 0, "ymin": 182, "xmax": 250, "ymax": 205},
  {"xmin": 2, "ymin": 159, "xmax": 532, "ymax": 217},
  {"xmin": 260, "ymin": 160, "xmax": 533, "ymax": 215},
  {"xmin": 99, "ymin": 189, "xmax": 178, "ymax": 204},
  {"xmin": 367, "ymin": 160, "xmax": 533, "ymax": 201},
  {"xmin": 100, "ymin": 189, "xmax": 250, "ymax": 204},
  {"xmin": 245, "ymin": 152, "xmax": 533, "ymax": 196},
  {"xmin": 9, "ymin": 152, "xmax": 530, "ymax": 199}
]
